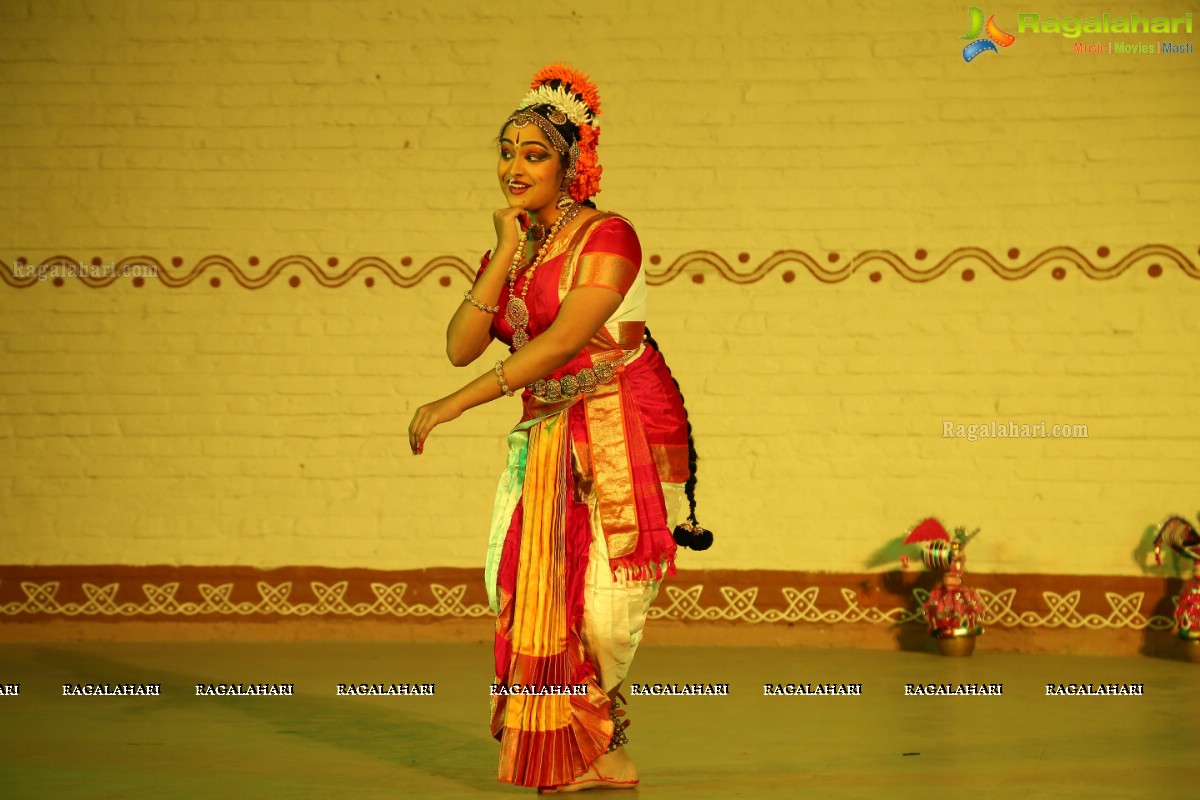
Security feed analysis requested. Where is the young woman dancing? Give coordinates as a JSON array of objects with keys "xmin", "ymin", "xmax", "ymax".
[{"xmin": 408, "ymin": 63, "xmax": 710, "ymax": 794}]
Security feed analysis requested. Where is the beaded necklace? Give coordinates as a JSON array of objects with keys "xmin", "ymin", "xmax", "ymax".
[{"xmin": 505, "ymin": 203, "xmax": 582, "ymax": 349}]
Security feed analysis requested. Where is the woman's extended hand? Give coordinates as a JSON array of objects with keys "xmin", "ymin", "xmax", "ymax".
[
  {"xmin": 493, "ymin": 206, "xmax": 530, "ymax": 256},
  {"xmin": 408, "ymin": 395, "xmax": 465, "ymax": 455}
]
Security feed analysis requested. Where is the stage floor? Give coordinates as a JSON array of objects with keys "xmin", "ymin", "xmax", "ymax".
[{"xmin": 0, "ymin": 640, "xmax": 1195, "ymax": 799}]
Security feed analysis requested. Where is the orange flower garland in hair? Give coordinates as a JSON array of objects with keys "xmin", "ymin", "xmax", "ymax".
[
  {"xmin": 572, "ymin": 123, "xmax": 602, "ymax": 202},
  {"xmin": 530, "ymin": 63, "xmax": 602, "ymax": 117},
  {"xmin": 524, "ymin": 63, "xmax": 604, "ymax": 203}
]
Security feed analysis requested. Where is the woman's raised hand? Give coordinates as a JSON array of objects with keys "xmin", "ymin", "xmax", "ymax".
[{"xmin": 493, "ymin": 207, "xmax": 529, "ymax": 257}]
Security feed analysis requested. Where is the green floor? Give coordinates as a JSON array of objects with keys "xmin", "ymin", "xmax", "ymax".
[{"xmin": 0, "ymin": 640, "xmax": 1196, "ymax": 799}]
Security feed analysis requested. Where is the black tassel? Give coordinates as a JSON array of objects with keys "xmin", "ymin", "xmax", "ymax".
[{"xmin": 673, "ymin": 521, "xmax": 714, "ymax": 551}]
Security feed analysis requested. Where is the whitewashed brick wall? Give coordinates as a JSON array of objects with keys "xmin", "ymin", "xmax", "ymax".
[{"xmin": 2, "ymin": 1, "xmax": 1198, "ymax": 576}]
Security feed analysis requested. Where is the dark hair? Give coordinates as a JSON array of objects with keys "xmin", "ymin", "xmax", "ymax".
[
  {"xmin": 497, "ymin": 95, "xmax": 598, "ymax": 209},
  {"xmin": 643, "ymin": 327, "xmax": 713, "ymax": 551}
]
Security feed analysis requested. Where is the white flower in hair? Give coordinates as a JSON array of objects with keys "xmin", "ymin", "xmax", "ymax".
[{"xmin": 518, "ymin": 85, "xmax": 594, "ymax": 126}]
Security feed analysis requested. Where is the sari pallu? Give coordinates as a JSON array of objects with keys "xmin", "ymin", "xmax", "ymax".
[{"xmin": 484, "ymin": 214, "xmax": 689, "ymax": 787}]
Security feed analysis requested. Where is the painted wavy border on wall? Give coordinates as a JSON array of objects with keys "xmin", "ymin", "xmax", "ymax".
[
  {"xmin": 0, "ymin": 567, "xmax": 1184, "ymax": 632},
  {"xmin": 2, "ymin": 244, "xmax": 1197, "ymax": 289}
]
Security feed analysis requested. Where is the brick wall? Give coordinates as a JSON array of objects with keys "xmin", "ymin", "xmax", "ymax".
[{"xmin": 2, "ymin": 1, "xmax": 1198, "ymax": 580}]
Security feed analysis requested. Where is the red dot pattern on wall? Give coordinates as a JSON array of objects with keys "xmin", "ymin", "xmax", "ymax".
[{"xmin": 1, "ymin": 246, "xmax": 1197, "ymax": 289}]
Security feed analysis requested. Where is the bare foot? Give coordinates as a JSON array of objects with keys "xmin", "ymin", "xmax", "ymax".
[{"xmin": 537, "ymin": 748, "xmax": 639, "ymax": 794}]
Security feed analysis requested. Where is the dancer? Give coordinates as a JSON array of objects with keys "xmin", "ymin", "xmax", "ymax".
[{"xmin": 408, "ymin": 63, "xmax": 710, "ymax": 793}]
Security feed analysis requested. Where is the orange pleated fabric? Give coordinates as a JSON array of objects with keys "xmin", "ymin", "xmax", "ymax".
[{"xmin": 490, "ymin": 411, "xmax": 613, "ymax": 787}]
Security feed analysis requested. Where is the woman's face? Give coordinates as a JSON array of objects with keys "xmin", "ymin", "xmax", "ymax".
[{"xmin": 498, "ymin": 121, "xmax": 565, "ymax": 215}]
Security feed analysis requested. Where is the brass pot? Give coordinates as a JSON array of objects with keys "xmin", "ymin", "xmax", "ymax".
[
  {"xmin": 936, "ymin": 636, "xmax": 976, "ymax": 658},
  {"xmin": 1182, "ymin": 639, "xmax": 1200, "ymax": 664}
]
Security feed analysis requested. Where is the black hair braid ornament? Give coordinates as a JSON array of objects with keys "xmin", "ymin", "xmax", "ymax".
[{"xmin": 642, "ymin": 327, "xmax": 714, "ymax": 551}]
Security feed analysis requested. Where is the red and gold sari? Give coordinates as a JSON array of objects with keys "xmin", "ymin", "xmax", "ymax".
[{"xmin": 480, "ymin": 213, "xmax": 691, "ymax": 787}]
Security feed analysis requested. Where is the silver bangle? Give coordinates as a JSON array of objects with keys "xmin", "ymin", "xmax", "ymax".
[
  {"xmin": 494, "ymin": 360, "xmax": 515, "ymax": 397},
  {"xmin": 464, "ymin": 290, "xmax": 499, "ymax": 314}
]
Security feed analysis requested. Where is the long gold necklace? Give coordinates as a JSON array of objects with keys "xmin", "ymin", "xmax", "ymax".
[{"xmin": 505, "ymin": 203, "xmax": 582, "ymax": 349}]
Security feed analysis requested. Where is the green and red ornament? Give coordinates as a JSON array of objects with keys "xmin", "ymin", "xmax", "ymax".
[
  {"xmin": 903, "ymin": 517, "xmax": 985, "ymax": 657},
  {"xmin": 1154, "ymin": 514, "xmax": 1200, "ymax": 663}
]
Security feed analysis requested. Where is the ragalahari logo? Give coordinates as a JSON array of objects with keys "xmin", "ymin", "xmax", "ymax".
[{"xmin": 962, "ymin": 7, "xmax": 1016, "ymax": 61}]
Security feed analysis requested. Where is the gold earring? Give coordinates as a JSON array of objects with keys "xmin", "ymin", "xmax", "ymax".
[{"xmin": 559, "ymin": 165, "xmax": 577, "ymax": 209}]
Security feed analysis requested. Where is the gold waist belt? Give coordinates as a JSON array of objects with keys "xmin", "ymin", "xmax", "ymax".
[{"xmin": 530, "ymin": 348, "xmax": 638, "ymax": 401}]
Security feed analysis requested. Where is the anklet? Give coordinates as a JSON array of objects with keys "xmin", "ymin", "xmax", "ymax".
[{"xmin": 606, "ymin": 698, "xmax": 629, "ymax": 752}]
